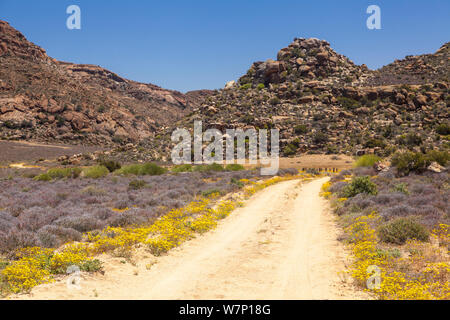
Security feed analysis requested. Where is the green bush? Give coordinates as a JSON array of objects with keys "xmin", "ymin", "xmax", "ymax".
[
  {"xmin": 239, "ymin": 83, "xmax": 252, "ymax": 90},
  {"xmin": 256, "ymin": 83, "xmax": 265, "ymax": 90},
  {"xmin": 80, "ymin": 259, "xmax": 103, "ymax": 273},
  {"xmin": 337, "ymin": 97, "xmax": 360, "ymax": 110},
  {"xmin": 436, "ymin": 123, "xmax": 450, "ymax": 135},
  {"xmin": 192, "ymin": 163, "xmax": 224, "ymax": 172},
  {"xmin": 171, "ymin": 164, "xmax": 193, "ymax": 173},
  {"xmin": 398, "ymin": 133, "xmax": 423, "ymax": 147},
  {"xmin": 364, "ymin": 138, "xmax": 386, "ymax": 149},
  {"xmin": 116, "ymin": 163, "xmax": 167, "ymax": 176},
  {"xmin": 378, "ymin": 217, "xmax": 429, "ymax": 244},
  {"xmin": 269, "ymin": 97, "xmax": 281, "ymax": 105},
  {"xmin": 341, "ymin": 176, "xmax": 378, "ymax": 198},
  {"xmin": 294, "ymin": 124, "xmax": 307, "ymax": 134},
  {"xmin": 47, "ymin": 167, "xmax": 82, "ymax": 179},
  {"xmin": 313, "ymin": 132, "xmax": 328, "ymax": 144},
  {"xmin": 225, "ymin": 164, "xmax": 245, "ymax": 171},
  {"xmin": 33, "ymin": 173, "xmax": 52, "ymax": 182},
  {"xmin": 99, "ymin": 160, "xmax": 122, "ymax": 173},
  {"xmin": 426, "ymin": 150, "xmax": 449, "ymax": 166},
  {"xmin": 82, "ymin": 165, "xmax": 109, "ymax": 179},
  {"xmin": 128, "ymin": 179, "xmax": 147, "ymax": 190},
  {"xmin": 391, "ymin": 151, "xmax": 429, "ymax": 176},
  {"xmin": 354, "ymin": 155, "xmax": 381, "ymax": 167},
  {"xmin": 141, "ymin": 163, "xmax": 167, "ymax": 175}
]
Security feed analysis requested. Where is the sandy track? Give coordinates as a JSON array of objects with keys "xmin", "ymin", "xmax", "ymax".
[{"xmin": 17, "ymin": 178, "xmax": 367, "ymax": 300}]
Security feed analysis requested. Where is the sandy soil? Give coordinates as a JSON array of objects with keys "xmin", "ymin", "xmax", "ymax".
[{"xmin": 14, "ymin": 178, "xmax": 369, "ymax": 300}]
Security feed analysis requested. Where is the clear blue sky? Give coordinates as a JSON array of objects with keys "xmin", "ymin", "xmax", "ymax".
[{"xmin": 0, "ymin": 0, "xmax": 449, "ymax": 92}]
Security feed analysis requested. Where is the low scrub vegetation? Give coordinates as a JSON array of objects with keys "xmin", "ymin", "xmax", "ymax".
[
  {"xmin": 115, "ymin": 163, "xmax": 167, "ymax": 176},
  {"xmin": 325, "ymin": 153, "xmax": 449, "ymax": 300},
  {"xmin": 391, "ymin": 150, "xmax": 449, "ymax": 176},
  {"xmin": 378, "ymin": 217, "xmax": 430, "ymax": 244},
  {"xmin": 341, "ymin": 176, "xmax": 378, "ymax": 198},
  {"xmin": 0, "ymin": 166, "xmax": 301, "ymax": 295}
]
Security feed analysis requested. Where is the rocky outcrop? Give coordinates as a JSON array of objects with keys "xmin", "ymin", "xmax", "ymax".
[{"xmin": 138, "ymin": 37, "xmax": 449, "ymax": 161}]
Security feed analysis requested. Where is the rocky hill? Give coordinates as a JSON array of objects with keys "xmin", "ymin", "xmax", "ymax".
[
  {"xmin": 0, "ymin": 20, "xmax": 209, "ymax": 145},
  {"xmin": 1, "ymin": 20, "xmax": 448, "ymax": 160},
  {"xmin": 135, "ymin": 37, "xmax": 449, "ymax": 161},
  {"xmin": 364, "ymin": 42, "xmax": 450, "ymax": 86}
]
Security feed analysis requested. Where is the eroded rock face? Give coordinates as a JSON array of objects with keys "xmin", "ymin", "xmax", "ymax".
[
  {"xmin": 0, "ymin": 20, "xmax": 214, "ymax": 145},
  {"xmin": 0, "ymin": 20, "xmax": 52, "ymax": 62}
]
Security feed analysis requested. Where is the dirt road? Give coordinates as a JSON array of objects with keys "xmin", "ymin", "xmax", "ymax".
[{"xmin": 18, "ymin": 178, "xmax": 367, "ymax": 300}]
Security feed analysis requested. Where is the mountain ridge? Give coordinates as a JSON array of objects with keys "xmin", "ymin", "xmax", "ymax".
[{"xmin": 0, "ymin": 20, "xmax": 448, "ymax": 162}]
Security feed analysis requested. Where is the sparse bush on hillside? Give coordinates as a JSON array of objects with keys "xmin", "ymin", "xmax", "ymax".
[
  {"xmin": 435, "ymin": 123, "xmax": 450, "ymax": 135},
  {"xmin": 239, "ymin": 83, "xmax": 252, "ymax": 90},
  {"xmin": 283, "ymin": 144, "xmax": 297, "ymax": 156},
  {"xmin": 378, "ymin": 217, "xmax": 429, "ymax": 244},
  {"xmin": 294, "ymin": 124, "xmax": 308, "ymax": 134},
  {"xmin": 337, "ymin": 96, "xmax": 360, "ymax": 110},
  {"xmin": 426, "ymin": 150, "xmax": 449, "ymax": 166},
  {"xmin": 269, "ymin": 97, "xmax": 280, "ymax": 105},
  {"xmin": 312, "ymin": 132, "xmax": 328, "ymax": 144},
  {"xmin": 398, "ymin": 132, "xmax": 423, "ymax": 147}
]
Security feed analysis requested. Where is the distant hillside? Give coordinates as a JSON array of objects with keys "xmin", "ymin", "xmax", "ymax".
[
  {"xmin": 0, "ymin": 20, "xmax": 211, "ymax": 145},
  {"xmin": 134, "ymin": 37, "xmax": 449, "ymax": 162}
]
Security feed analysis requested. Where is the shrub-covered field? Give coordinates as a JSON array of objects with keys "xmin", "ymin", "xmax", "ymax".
[
  {"xmin": 0, "ymin": 163, "xmax": 301, "ymax": 295},
  {"xmin": 0, "ymin": 165, "xmax": 297, "ymax": 255},
  {"xmin": 324, "ymin": 154, "xmax": 449, "ymax": 300}
]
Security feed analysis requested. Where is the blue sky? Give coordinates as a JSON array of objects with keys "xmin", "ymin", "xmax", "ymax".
[{"xmin": 0, "ymin": 0, "xmax": 449, "ymax": 92}]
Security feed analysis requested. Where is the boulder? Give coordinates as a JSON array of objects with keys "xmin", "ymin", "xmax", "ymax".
[
  {"xmin": 427, "ymin": 162, "xmax": 446, "ymax": 173},
  {"xmin": 225, "ymin": 80, "xmax": 236, "ymax": 90}
]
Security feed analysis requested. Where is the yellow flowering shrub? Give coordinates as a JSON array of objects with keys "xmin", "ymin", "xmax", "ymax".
[
  {"xmin": 1, "ymin": 247, "xmax": 54, "ymax": 293},
  {"xmin": 344, "ymin": 212, "xmax": 449, "ymax": 300},
  {"xmin": 49, "ymin": 243, "xmax": 90, "ymax": 274}
]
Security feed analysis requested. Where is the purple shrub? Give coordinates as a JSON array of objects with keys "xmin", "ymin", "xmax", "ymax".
[
  {"xmin": 380, "ymin": 204, "xmax": 418, "ymax": 220},
  {"xmin": 37, "ymin": 225, "xmax": 82, "ymax": 248},
  {"xmin": 0, "ymin": 211, "xmax": 14, "ymax": 233},
  {"xmin": 107, "ymin": 211, "xmax": 146, "ymax": 228},
  {"xmin": 93, "ymin": 207, "xmax": 114, "ymax": 221},
  {"xmin": 409, "ymin": 183, "xmax": 437, "ymax": 195},
  {"xmin": 16, "ymin": 207, "xmax": 63, "ymax": 232},
  {"xmin": 372, "ymin": 193, "xmax": 407, "ymax": 206},
  {"xmin": 0, "ymin": 229, "xmax": 39, "ymax": 256},
  {"xmin": 55, "ymin": 215, "xmax": 102, "ymax": 233},
  {"xmin": 329, "ymin": 181, "xmax": 347, "ymax": 193}
]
